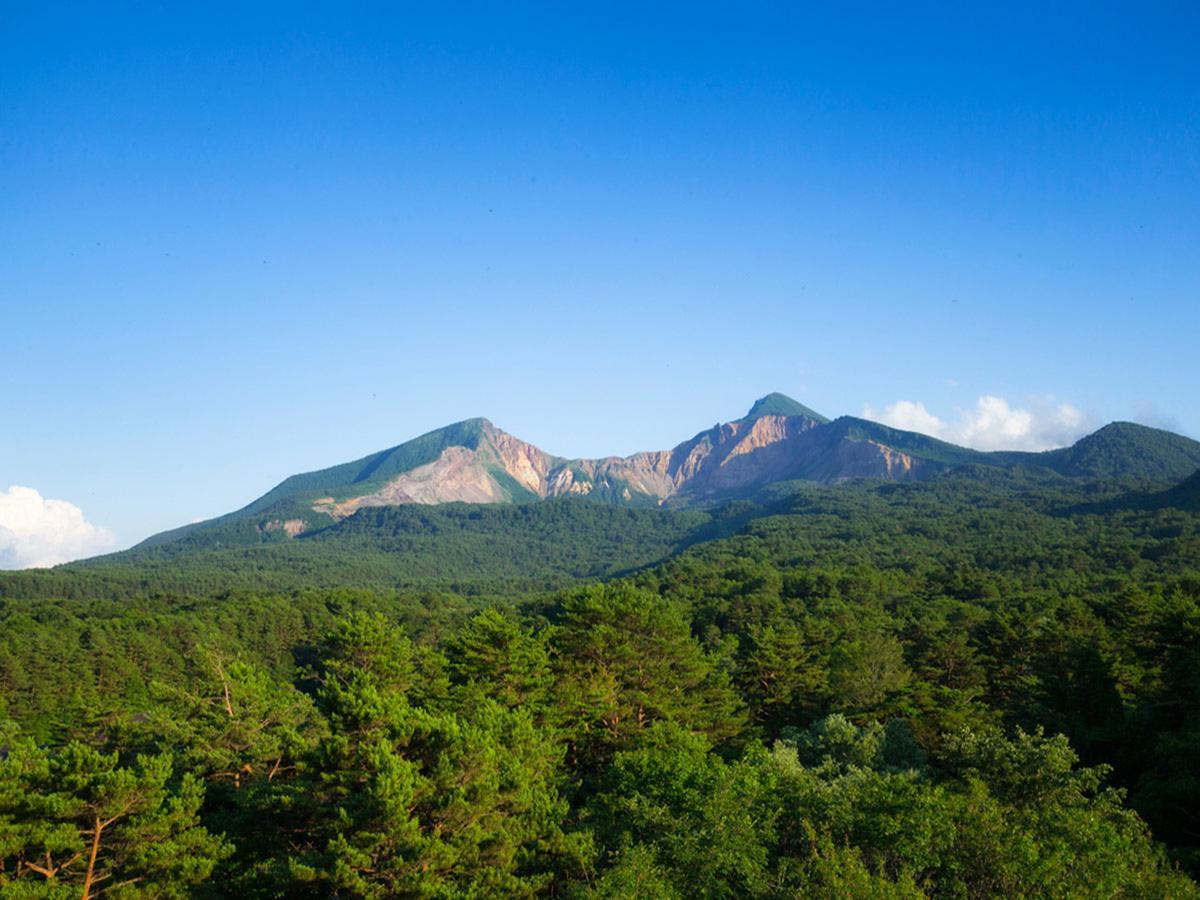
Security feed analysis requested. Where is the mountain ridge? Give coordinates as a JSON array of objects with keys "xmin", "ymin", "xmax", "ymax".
[{"xmin": 134, "ymin": 394, "xmax": 1200, "ymax": 552}]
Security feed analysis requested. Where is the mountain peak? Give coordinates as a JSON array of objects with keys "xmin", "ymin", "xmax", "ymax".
[
  {"xmin": 131, "ymin": 397, "xmax": 1200, "ymax": 556},
  {"xmin": 742, "ymin": 393, "xmax": 829, "ymax": 423},
  {"xmin": 1039, "ymin": 420, "xmax": 1200, "ymax": 480}
]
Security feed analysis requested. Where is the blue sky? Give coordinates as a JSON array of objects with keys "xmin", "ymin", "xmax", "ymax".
[{"xmin": 2, "ymin": 2, "xmax": 1198, "ymax": 559}]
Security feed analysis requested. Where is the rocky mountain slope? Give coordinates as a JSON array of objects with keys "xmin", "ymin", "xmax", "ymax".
[{"xmin": 136, "ymin": 393, "xmax": 1200, "ymax": 550}]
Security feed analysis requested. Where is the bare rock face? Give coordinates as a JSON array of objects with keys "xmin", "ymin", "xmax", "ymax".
[
  {"xmin": 135, "ymin": 400, "xmax": 1200, "ymax": 552},
  {"xmin": 261, "ymin": 518, "xmax": 309, "ymax": 537},
  {"xmin": 667, "ymin": 415, "xmax": 824, "ymax": 496},
  {"xmin": 305, "ymin": 404, "xmax": 931, "ymax": 520},
  {"xmin": 486, "ymin": 427, "xmax": 557, "ymax": 494},
  {"xmin": 314, "ymin": 446, "xmax": 513, "ymax": 516}
]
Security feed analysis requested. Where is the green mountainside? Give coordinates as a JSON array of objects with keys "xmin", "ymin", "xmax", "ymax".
[
  {"xmin": 1036, "ymin": 421, "xmax": 1200, "ymax": 480},
  {"xmin": 7, "ymin": 461, "xmax": 1193, "ymax": 603},
  {"xmin": 1157, "ymin": 468, "xmax": 1200, "ymax": 510},
  {"xmin": 739, "ymin": 391, "xmax": 830, "ymax": 423},
  {"xmin": 123, "ymin": 397, "xmax": 1200, "ymax": 559},
  {"xmin": 242, "ymin": 418, "xmax": 494, "ymax": 512},
  {"xmin": 824, "ymin": 416, "xmax": 992, "ymax": 467},
  {"xmin": 40, "ymin": 501, "xmax": 720, "ymax": 596},
  {"xmin": 830, "ymin": 417, "xmax": 1200, "ymax": 480},
  {"xmin": 1090, "ymin": 467, "xmax": 1200, "ymax": 515},
  {"xmin": 9, "ymin": 394, "xmax": 1200, "ymax": 897},
  {"xmin": 2, "ymin": 460, "xmax": 1200, "ymax": 894},
  {"xmin": 138, "ymin": 418, "xmax": 494, "ymax": 549}
]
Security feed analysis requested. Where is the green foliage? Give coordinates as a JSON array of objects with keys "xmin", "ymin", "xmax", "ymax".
[
  {"xmin": 445, "ymin": 608, "xmax": 554, "ymax": 713},
  {"xmin": 584, "ymin": 843, "xmax": 683, "ymax": 899},
  {"xmin": 767, "ymin": 718, "xmax": 1198, "ymax": 897},
  {"xmin": 783, "ymin": 714, "xmax": 926, "ymax": 774},
  {"xmin": 134, "ymin": 649, "xmax": 322, "ymax": 788},
  {"xmin": 9, "ymin": 500, "xmax": 717, "ymax": 597},
  {"xmin": 186, "ymin": 418, "xmax": 492, "ymax": 533},
  {"xmin": 835, "ymin": 417, "xmax": 991, "ymax": 468},
  {"xmin": 1035, "ymin": 421, "xmax": 1200, "ymax": 480},
  {"xmin": 288, "ymin": 613, "xmax": 578, "ymax": 897},
  {"xmin": 0, "ymin": 462, "xmax": 1198, "ymax": 894},
  {"xmin": 0, "ymin": 737, "xmax": 230, "ymax": 896},
  {"xmin": 553, "ymin": 584, "xmax": 744, "ymax": 768},
  {"xmin": 586, "ymin": 723, "xmax": 776, "ymax": 898},
  {"xmin": 736, "ymin": 621, "xmax": 827, "ymax": 734},
  {"xmin": 740, "ymin": 392, "xmax": 829, "ymax": 423},
  {"xmin": 832, "ymin": 417, "xmax": 1200, "ymax": 480},
  {"xmin": 827, "ymin": 633, "xmax": 912, "ymax": 717},
  {"xmin": 1165, "ymin": 468, "xmax": 1200, "ymax": 510}
]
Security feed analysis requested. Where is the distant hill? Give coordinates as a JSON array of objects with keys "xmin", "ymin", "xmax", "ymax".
[
  {"xmin": 1097, "ymin": 467, "xmax": 1200, "ymax": 514},
  {"xmin": 118, "ymin": 394, "xmax": 1200, "ymax": 557},
  {"xmin": 1157, "ymin": 469, "xmax": 1200, "ymax": 511},
  {"xmin": 1009, "ymin": 422, "xmax": 1200, "ymax": 480},
  {"xmin": 11, "ymin": 500, "xmax": 725, "ymax": 597}
]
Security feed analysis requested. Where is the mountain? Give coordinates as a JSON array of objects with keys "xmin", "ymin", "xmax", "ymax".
[
  {"xmin": 132, "ymin": 394, "xmax": 1200, "ymax": 553},
  {"xmin": 33, "ymin": 500, "xmax": 723, "ymax": 596},
  {"xmin": 739, "ymin": 392, "xmax": 830, "ymax": 423},
  {"xmin": 1031, "ymin": 422, "xmax": 1200, "ymax": 480},
  {"xmin": 137, "ymin": 396, "xmax": 831, "ymax": 550},
  {"xmin": 1099, "ymin": 467, "xmax": 1200, "ymax": 514},
  {"xmin": 1162, "ymin": 468, "xmax": 1200, "ymax": 509}
]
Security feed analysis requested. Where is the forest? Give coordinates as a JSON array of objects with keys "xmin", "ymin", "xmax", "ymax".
[{"xmin": 1, "ymin": 468, "xmax": 1199, "ymax": 897}]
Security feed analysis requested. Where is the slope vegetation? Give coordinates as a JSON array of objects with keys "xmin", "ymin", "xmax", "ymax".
[{"xmin": 125, "ymin": 396, "xmax": 1200, "ymax": 557}]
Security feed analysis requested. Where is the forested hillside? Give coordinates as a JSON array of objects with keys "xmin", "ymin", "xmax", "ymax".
[
  {"xmin": 3, "ymin": 501, "xmax": 727, "ymax": 597},
  {"xmin": 2, "ymin": 467, "xmax": 1199, "ymax": 896},
  {"xmin": 9, "ymin": 0, "xmax": 1195, "ymax": 894},
  {"xmin": 114, "ymin": 395, "xmax": 1200, "ymax": 561}
]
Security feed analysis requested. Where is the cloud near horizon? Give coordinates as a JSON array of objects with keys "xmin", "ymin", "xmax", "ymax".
[
  {"xmin": 0, "ymin": 485, "xmax": 117, "ymax": 569},
  {"xmin": 862, "ymin": 395, "xmax": 1091, "ymax": 452}
]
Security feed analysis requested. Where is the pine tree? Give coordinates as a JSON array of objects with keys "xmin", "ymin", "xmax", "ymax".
[{"xmin": 0, "ymin": 736, "xmax": 229, "ymax": 897}]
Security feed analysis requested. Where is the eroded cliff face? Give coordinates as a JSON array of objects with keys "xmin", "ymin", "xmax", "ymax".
[
  {"xmin": 260, "ymin": 518, "xmax": 309, "ymax": 537},
  {"xmin": 663, "ymin": 415, "xmax": 823, "ymax": 498},
  {"xmin": 306, "ymin": 412, "xmax": 930, "ymax": 520},
  {"xmin": 312, "ymin": 445, "xmax": 512, "ymax": 517},
  {"xmin": 486, "ymin": 428, "xmax": 558, "ymax": 494}
]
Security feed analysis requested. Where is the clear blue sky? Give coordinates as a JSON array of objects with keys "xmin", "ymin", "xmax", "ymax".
[{"xmin": 2, "ymin": 2, "xmax": 1198, "ymax": 551}]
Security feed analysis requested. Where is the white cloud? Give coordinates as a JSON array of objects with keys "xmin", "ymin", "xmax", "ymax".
[
  {"xmin": 0, "ymin": 486, "xmax": 116, "ymax": 569},
  {"xmin": 863, "ymin": 400, "xmax": 948, "ymax": 438},
  {"xmin": 863, "ymin": 395, "xmax": 1091, "ymax": 452}
]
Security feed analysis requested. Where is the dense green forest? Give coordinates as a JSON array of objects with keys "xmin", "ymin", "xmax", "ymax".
[
  {"xmin": 20, "ymin": 502, "xmax": 725, "ymax": 597},
  {"xmin": 2, "ymin": 467, "xmax": 1199, "ymax": 896}
]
